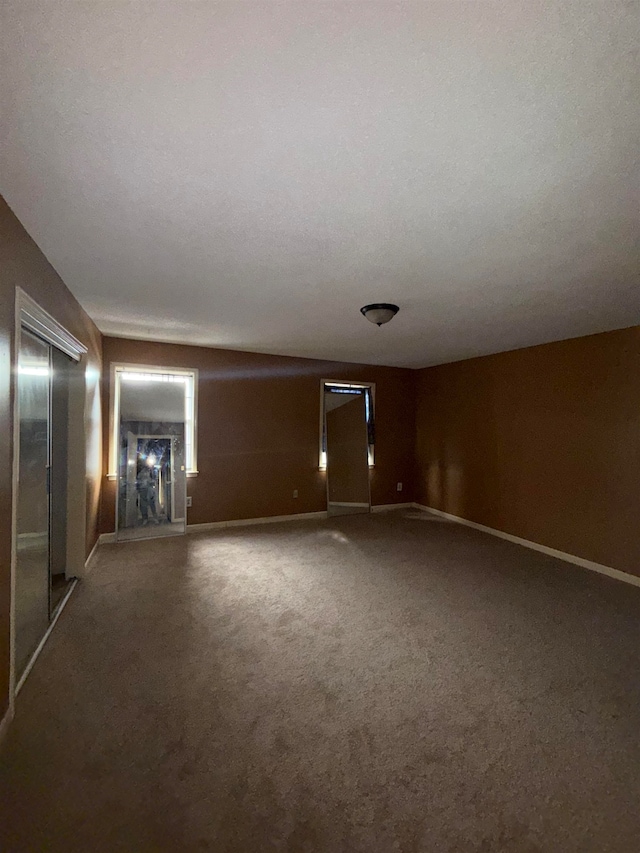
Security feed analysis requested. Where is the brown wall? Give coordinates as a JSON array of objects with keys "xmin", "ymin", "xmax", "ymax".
[
  {"xmin": 0, "ymin": 196, "xmax": 103, "ymax": 719},
  {"xmin": 100, "ymin": 337, "xmax": 416, "ymax": 532},
  {"xmin": 415, "ymin": 326, "xmax": 640, "ymax": 576}
]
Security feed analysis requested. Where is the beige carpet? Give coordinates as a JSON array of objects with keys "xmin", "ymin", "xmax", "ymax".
[{"xmin": 2, "ymin": 509, "xmax": 640, "ymax": 852}]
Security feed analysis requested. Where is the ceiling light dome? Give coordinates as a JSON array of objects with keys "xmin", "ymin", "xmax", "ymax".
[{"xmin": 360, "ymin": 303, "xmax": 399, "ymax": 327}]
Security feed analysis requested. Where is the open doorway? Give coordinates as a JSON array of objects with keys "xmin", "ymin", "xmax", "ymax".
[{"xmin": 323, "ymin": 382, "xmax": 373, "ymax": 517}]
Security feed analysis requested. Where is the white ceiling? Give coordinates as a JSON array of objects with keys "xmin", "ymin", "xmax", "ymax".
[{"xmin": 2, "ymin": 2, "xmax": 639, "ymax": 368}]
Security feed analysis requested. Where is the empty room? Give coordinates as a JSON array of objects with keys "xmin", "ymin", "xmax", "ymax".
[{"xmin": 1, "ymin": 2, "xmax": 639, "ymax": 851}]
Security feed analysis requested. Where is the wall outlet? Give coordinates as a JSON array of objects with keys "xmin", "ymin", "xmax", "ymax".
[
  {"xmin": 186, "ymin": 496, "xmax": 192, "ymax": 507},
  {"xmin": 396, "ymin": 482, "xmax": 403, "ymax": 492},
  {"xmin": 293, "ymin": 489, "xmax": 298, "ymax": 498}
]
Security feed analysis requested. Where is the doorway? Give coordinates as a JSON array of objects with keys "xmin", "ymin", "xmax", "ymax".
[
  {"xmin": 116, "ymin": 371, "xmax": 187, "ymax": 542},
  {"xmin": 324, "ymin": 384, "xmax": 372, "ymax": 517}
]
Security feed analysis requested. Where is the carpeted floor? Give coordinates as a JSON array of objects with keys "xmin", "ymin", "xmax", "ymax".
[{"xmin": 2, "ymin": 509, "xmax": 640, "ymax": 852}]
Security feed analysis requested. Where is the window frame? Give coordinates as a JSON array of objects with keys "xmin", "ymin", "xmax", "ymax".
[
  {"xmin": 319, "ymin": 378, "xmax": 376, "ymax": 470},
  {"xmin": 108, "ymin": 363, "xmax": 199, "ymax": 479}
]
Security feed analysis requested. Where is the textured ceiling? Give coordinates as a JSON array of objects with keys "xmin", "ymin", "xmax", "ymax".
[{"xmin": 2, "ymin": 1, "xmax": 639, "ymax": 368}]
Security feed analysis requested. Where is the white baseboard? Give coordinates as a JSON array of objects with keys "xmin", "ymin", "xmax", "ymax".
[
  {"xmin": 102, "ymin": 504, "xmax": 416, "ymax": 540},
  {"xmin": 188, "ymin": 510, "xmax": 328, "ymax": 533},
  {"xmin": 84, "ymin": 537, "xmax": 101, "ymax": 571},
  {"xmin": 0, "ymin": 704, "xmax": 14, "ymax": 746},
  {"xmin": 412, "ymin": 504, "xmax": 640, "ymax": 589},
  {"xmin": 372, "ymin": 502, "xmax": 414, "ymax": 513},
  {"xmin": 15, "ymin": 578, "xmax": 79, "ymax": 695},
  {"xmin": 190, "ymin": 503, "xmax": 414, "ymax": 531}
]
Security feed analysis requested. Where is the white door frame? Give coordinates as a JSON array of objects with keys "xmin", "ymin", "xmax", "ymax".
[
  {"xmin": 323, "ymin": 388, "xmax": 372, "ymax": 516},
  {"xmin": 320, "ymin": 379, "xmax": 375, "ymax": 516}
]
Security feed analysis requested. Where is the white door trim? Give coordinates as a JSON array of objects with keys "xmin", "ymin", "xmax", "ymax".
[{"xmin": 17, "ymin": 287, "xmax": 87, "ymax": 362}]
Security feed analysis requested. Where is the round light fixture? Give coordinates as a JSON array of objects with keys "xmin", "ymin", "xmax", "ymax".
[{"xmin": 360, "ymin": 303, "xmax": 399, "ymax": 327}]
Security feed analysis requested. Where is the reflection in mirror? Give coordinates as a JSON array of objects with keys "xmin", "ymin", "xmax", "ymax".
[
  {"xmin": 15, "ymin": 330, "xmax": 51, "ymax": 676},
  {"xmin": 325, "ymin": 389, "xmax": 371, "ymax": 517},
  {"xmin": 116, "ymin": 372, "xmax": 187, "ymax": 541}
]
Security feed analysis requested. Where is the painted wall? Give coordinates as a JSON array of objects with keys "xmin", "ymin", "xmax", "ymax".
[
  {"xmin": 415, "ymin": 326, "xmax": 640, "ymax": 576},
  {"xmin": 0, "ymin": 196, "xmax": 103, "ymax": 719},
  {"xmin": 100, "ymin": 337, "xmax": 416, "ymax": 532}
]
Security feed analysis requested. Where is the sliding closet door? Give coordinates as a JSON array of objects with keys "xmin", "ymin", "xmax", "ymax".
[
  {"xmin": 15, "ymin": 330, "xmax": 51, "ymax": 677},
  {"xmin": 50, "ymin": 347, "xmax": 72, "ymax": 612}
]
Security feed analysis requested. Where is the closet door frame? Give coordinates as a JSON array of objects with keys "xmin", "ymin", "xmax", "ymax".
[{"xmin": 9, "ymin": 288, "xmax": 88, "ymax": 703}]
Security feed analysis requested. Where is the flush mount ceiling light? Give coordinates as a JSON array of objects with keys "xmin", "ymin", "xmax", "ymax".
[{"xmin": 360, "ymin": 303, "xmax": 400, "ymax": 327}]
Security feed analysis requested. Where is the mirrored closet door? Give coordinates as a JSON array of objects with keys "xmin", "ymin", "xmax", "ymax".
[{"xmin": 15, "ymin": 329, "xmax": 73, "ymax": 679}]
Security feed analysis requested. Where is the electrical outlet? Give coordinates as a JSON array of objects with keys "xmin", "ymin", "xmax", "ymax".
[
  {"xmin": 186, "ymin": 496, "xmax": 192, "ymax": 507},
  {"xmin": 396, "ymin": 482, "xmax": 403, "ymax": 492},
  {"xmin": 293, "ymin": 489, "xmax": 298, "ymax": 498}
]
